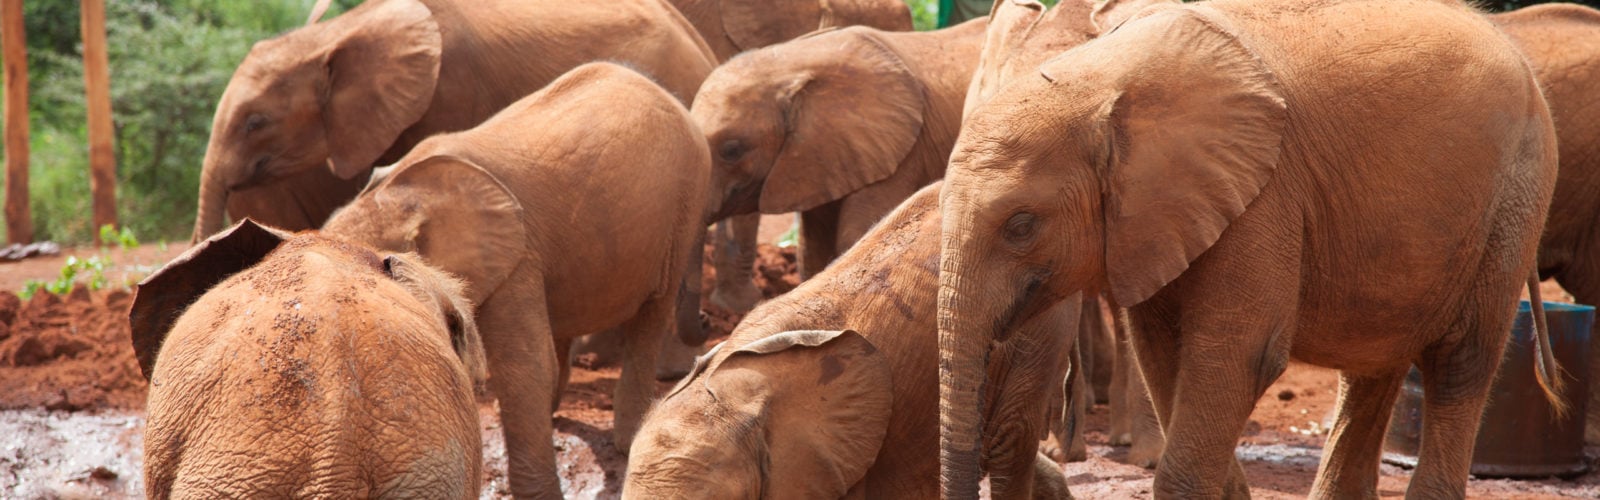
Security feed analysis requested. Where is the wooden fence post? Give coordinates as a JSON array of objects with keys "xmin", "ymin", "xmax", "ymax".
[
  {"xmin": 2, "ymin": 0, "xmax": 29, "ymax": 245},
  {"xmin": 81, "ymin": 0, "xmax": 115, "ymax": 245}
]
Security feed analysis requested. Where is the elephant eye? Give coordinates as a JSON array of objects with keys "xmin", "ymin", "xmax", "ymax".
[
  {"xmin": 243, "ymin": 113, "xmax": 268, "ymax": 134},
  {"xmin": 718, "ymin": 139, "xmax": 745, "ymax": 162},
  {"xmin": 1003, "ymin": 212, "xmax": 1038, "ymax": 243}
]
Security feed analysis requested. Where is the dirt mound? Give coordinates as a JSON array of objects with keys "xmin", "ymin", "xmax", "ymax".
[{"xmin": 0, "ymin": 288, "xmax": 147, "ymax": 411}]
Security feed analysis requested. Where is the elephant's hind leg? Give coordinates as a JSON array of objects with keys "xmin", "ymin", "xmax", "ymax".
[
  {"xmin": 1308, "ymin": 369, "xmax": 1405, "ymax": 499},
  {"xmin": 613, "ymin": 296, "xmax": 672, "ymax": 452},
  {"xmin": 1408, "ymin": 318, "xmax": 1512, "ymax": 499}
]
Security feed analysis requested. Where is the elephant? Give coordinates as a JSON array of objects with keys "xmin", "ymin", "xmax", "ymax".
[
  {"xmin": 129, "ymin": 220, "xmax": 487, "ymax": 499},
  {"xmin": 626, "ymin": 183, "xmax": 1074, "ymax": 499},
  {"xmin": 696, "ymin": 18, "xmax": 988, "ymax": 284},
  {"xmin": 936, "ymin": 0, "xmax": 1561, "ymax": 498},
  {"xmin": 322, "ymin": 62, "xmax": 709, "ymax": 499},
  {"xmin": 1491, "ymin": 1, "xmax": 1600, "ymax": 446},
  {"xmin": 192, "ymin": 0, "xmax": 716, "ymax": 242},
  {"xmin": 666, "ymin": 0, "xmax": 913, "ymax": 316},
  {"xmin": 967, "ymin": 0, "xmax": 1175, "ymax": 467}
]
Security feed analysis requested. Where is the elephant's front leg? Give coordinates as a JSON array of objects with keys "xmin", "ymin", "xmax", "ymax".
[
  {"xmin": 1308, "ymin": 369, "xmax": 1405, "ymax": 499},
  {"xmin": 1133, "ymin": 245, "xmax": 1299, "ymax": 499},
  {"xmin": 613, "ymin": 296, "xmax": 671, "ymax": 451},
  {"xmin": 1111, "ymin": 309, "xmax": 1165, "ymax": 468},
  {"xmin": 710, "ymin": 214, "xmax": 763, "ymax": 314},
  {"xmin": 1042, "ymin": 338, "xmax": 1088, "ymax": 463},
  {"xmin": 798, "ymin": 202, "xmax": 843, "ymax": 279},
  {"xmin": 482, "ymin": 280, "xmax": 564, "ymax": 500},
  {"xmin": 553, "ymin": 336, "xmax": 573, "ymax": 413}
]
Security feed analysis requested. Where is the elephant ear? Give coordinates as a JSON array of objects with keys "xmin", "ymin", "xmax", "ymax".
[
  {"xmin": 760, "ymin": 30, "xmax": 925, "ymax": 213},
  {"xmin": 964, "ymin": 0, "xmax": 1098, "ymax": 119},
  {"xmin": 964, "ymin": 0, "xmax": 1045, "ymax": 118},
  {"xmin": 709, "ymin": 330, "xmax": 892, "ymax": 498},
  {"xmin": 721, "ymin": 0, "xmax": 823, "ymax": 51},
  {"xmin": 376, "ymin": 155, "xmax": 526, "ymax": 305},
  {"xmin": 322, "ymin": 0, "xmax": 441, "ymax": 179},
  {"xmin": 1091, "ymin": 0, "xmax": 1181, "ymax": 34},
  {"xmin": 129, "ymin": 219, "xmax": 289, "ymax": 379},
  {"xmin": 1042, "ymin": 7, "xmax": 1286, "ymax": 306}
]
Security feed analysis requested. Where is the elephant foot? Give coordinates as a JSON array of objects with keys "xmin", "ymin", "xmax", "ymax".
[
  {"xmin": 1038, "ymin": 435, "xmax": 1087, "ymax": 464},
  {"xmin": 654, "ymin": 334, "xmax": 704, "ymax": 380},
  {"xmin": 1126, "ymin": 436, "xmax": 1162, "ymax": 469},
  {"xmin": 1110, "ymin": 432, "xmax": 1132, "ymax": 447},
  {"xmin": 709, "ymin": 281, "xmax": 762, "ymax": 314}
]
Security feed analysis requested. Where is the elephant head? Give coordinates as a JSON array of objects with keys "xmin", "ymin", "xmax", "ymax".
[
  {"xmin": 625, "ymin": 330, "xmax": 893, "ymax": 499},
  {"xmin": 936, "ymin": 8, "xmax": 1286, "ymax": 496},
  {"xmin": 130, "ymin": 219, "xmax": 488, "ymax": 384},
  {"xmin": 322, "ymin": 155, "xmax": 527, "ymax": 308},
  {"xmin": 693, "ymin": 27, "xmax": 926, "ymax": 222},
  {"xmin": 193, "ymin": 0, "xmax": 442, "ymax": 242}
]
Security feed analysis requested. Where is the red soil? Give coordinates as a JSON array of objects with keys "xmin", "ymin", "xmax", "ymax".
[{"xmin": 0, "ymin": 288, "xmax": 146, "ymax": 411}]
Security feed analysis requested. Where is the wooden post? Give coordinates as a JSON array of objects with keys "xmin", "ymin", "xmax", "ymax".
[
  {"xmin": 2, "ymin": 0, "xmax": 29, "ymax": 245},
  {"xmin": 81, "ymin": 0, "xmax": 116, "ymax": 245}
]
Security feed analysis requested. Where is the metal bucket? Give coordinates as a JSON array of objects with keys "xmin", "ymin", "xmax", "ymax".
[{"xmin": 1382, "ymin": 300, "xmax": 1594, "ymax": 478}]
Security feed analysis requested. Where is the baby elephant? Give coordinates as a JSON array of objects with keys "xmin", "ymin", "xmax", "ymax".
[
  {"xmin": 129, "ymin": 220, "xmax": 487, "ymax": 499},
  {"xmin": 323, "ymin": 61, "xmax": 710, "ymax": 498},
  {"xmin": 626, "ymin": 183, "xmax": 1074, "ymax": 499}
]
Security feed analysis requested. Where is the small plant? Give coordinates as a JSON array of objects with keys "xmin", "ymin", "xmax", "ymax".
[
  {"xmin": 19, "ymin": 255, "xmax": 115, "ymax": 299},
  {"xmin": 18, "ymin": 227, "xmax": 136, "ymax": 298},
  {"xmin": 100, "ymin": 224, "xmax": 140, "ymax": 249},
  {"xmin": 775, "ymin": 220, "xmax": 799, "ymax": 248}
]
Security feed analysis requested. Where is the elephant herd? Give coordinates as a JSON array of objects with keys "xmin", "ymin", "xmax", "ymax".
[{"xmin": 121, "ymin": 0, "xmax": 1600, "ymax": 498}]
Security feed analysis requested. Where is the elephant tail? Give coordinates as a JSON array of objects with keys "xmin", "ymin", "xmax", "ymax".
[{"xmin": 1526, "ymin": 269, "xmax": 1568, "ymax": 418}]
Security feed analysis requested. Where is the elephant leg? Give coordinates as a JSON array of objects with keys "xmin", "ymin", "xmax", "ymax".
[
  {"xmin": 798, "ymin": 203, "xmax": 843, "ymax": 279},
  {"xmin": 1308, "ymin": 369, "xmax": 1405, "ymax": 499},
  {"xmin": 1032, "ymin": 452, "xmax": 1074, "ymax": 499},
  {"xmin": 613, "ymin": 296, "xmax": 671, "ymax": 452},
  {"xmin": 1083, "ymin": 295, "xmax": 1113, "ymax": 404},
  {"xmin": 1065, "ymin": 338, "xmax": 1089, "ymax": 462},
  {"xmin": 1109, "ymin": 310, "xmax": 1133, "ymax": 444},
  {"xmin": 1131, "ymin": 258, "xmax": 1296, "ymax": 499},
  {"xmin": 1553, "ymin": 258, "xmax": 1600, "ymax": 445},
  {"xmin": 654, "ymin": 329, "xmax": 703, "ymax": 380},
  {"xmin": 1112, "ymin": 308, "xmax": 1163, "ymax": 466},
  {"xmin": 1041, "ymin": 341, "xmax": 1087, "ymax": 463},
  {"xmin": 710, "ymin": 214, "xmax": 762, "ymax": 314},
  {"xmin": 481, "ymin": 280, "xmax": 563, "ymax": 499},
  {"xmin": 552, "ymin": 336, "xmax": 573, "ymax": 413},
  {"xmin": 1408, "ymin": 326, "xmax": 1510, "ymax": 498},
  {"xmin": 1126, "ymin": 360, "xmax": 1164, "ymax": 469}
]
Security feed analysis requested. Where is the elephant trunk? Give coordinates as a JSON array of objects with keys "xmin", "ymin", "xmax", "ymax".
[
  {"xmin": 676, "ymin": 225, "xmax": 708, "ymax": 346},
  {"xmin": 192, "ymin": 161, "xmax": 230, "ymax": 243},
  {"xmin": 938, "ymin": 211, "xmax": 991, "ymax": 499}
]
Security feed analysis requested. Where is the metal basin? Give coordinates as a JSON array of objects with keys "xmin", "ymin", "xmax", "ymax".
[{"xmin": 1382, "ymin": 300, "xmax": 1594, "ymax": 478}]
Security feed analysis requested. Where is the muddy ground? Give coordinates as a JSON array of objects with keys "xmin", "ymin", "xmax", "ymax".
[{"xmin": 2, "ymin": 215, "xmax": 1597, "ymax": 498}]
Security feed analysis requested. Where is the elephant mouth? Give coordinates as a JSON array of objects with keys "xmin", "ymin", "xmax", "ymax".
[
  {"xmin": 709, "ymin": 179, "xmax": 765, "ymax": 222},
  {"xmin": 991, "ymin": 269, "xmax": 1052, "ymax": 343}
]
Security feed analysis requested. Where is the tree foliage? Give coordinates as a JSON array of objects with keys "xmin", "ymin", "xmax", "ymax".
[{"xmin": 2, "ymin": 0, "xmax": 357, "ymax": 243}]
